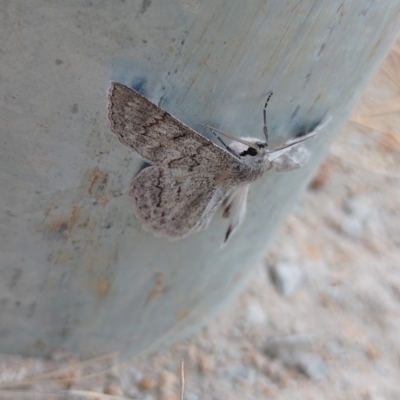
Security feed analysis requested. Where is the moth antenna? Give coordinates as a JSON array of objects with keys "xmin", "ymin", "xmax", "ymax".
[
  {"xmin": 199, "ymin": 124, "xmax": 259, "ymax": 151},
  {"xmin": 263, "ymin": 91, "xmax": 273, "ymax": 146}
]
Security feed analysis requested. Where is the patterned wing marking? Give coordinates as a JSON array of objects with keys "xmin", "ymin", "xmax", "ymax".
[{"xmin": 130, "ymin": 166, "xmax": 232, "ymax": 239}]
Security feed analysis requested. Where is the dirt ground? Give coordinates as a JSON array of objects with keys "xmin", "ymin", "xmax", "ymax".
[{"xmin": 1, "ymin": 40, "xmax": 400, "ymax": 400}]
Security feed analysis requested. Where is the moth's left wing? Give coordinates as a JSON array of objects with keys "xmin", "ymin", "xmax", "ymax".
[{"xmin": 108, "ymin": 82, "xmax": 240, "ymax": 174}]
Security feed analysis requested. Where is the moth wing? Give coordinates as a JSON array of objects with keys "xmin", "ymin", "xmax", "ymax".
[
  {"xmin": 269, "ymin": 116, "xmax": 331, "ymax": 162},
  {"xmin": 108, "ymin": 82, "xmax": 240, "ymax": 173},
  {"xmin": 130, "ymin": 166, "xmax": 232, "ymax": 239},
  {"xmin": 271, "ymin": 145, "xmax": 311, "ymax": 172}
]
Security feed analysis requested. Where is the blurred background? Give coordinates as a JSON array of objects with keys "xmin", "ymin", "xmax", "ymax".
[{"xmin": 1, "ymin": 34, "xmax": 400, "ymax": 400}]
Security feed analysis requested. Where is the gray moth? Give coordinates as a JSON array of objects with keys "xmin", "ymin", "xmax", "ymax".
[{"xmin": 108, "ymin": 82, "xmax": 330, "ymax": 244}]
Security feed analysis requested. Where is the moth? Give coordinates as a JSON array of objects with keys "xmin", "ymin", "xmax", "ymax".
[{"xmin": 108, "ymin": 82, "xmax": 329, "ymax": 244}]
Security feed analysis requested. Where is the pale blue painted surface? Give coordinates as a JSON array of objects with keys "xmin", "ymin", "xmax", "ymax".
[{"xmin": 0, "ymin": 0, "xmax": 399, "ymax": 357}]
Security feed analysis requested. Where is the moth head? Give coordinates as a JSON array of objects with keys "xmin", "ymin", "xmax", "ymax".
[{"xmin": 228, "ymin": 138, "xmax": 268, "ymax": 158}]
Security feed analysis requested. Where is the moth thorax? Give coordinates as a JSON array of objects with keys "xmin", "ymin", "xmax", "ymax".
[
  {"xmin": 228, "ymin": 137, "xmax": 267, "ymax": 156},
  {"xmin": 228, "ymin": 141, "xmax": 251, "ymax": 155}
]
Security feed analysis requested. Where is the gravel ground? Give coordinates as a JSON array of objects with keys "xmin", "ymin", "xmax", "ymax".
[{"xmin": 1, "ymin": 41, "xmax": 400, "ymax": 400}]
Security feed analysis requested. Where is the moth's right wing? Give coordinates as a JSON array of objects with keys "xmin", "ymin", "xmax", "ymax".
[
  {"xmin": 269, "ymin": 116, "xmax": 331, "ymax": 162},
  {"xmin": 270, "ymin": 145, "xmax": 311, "ymax": 172},
  {"xmin": 268, "ymin": 116, "xmax": 331, "ymax": 172},
  {"xmin": 108, "ymin": 82, "xmax": 240, "ymax": 173},
  {"xmin": 130, "ymin": 166, "xmax": 232, "ymax": 239}
]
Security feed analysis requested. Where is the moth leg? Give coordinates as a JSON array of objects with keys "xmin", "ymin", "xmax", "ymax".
[
  {"xmin": 222, "ymin": 185, "xmax": 249, "ymax": 245},
  {"xmin": 200, "ymin": 125, "xmax": 239, "ymax": 157},
  {"xmin": 208, "ymin": 127, "xmax": 229, "ymax": 148}
]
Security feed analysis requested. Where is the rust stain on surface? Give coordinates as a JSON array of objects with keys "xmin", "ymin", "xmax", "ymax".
[
  {"xmin": 34, "ymin": 339, "xmax": 45, "ymax": 350},
  {"xmin": 233, "ymin": 272, "xmax": 243, "ymax": 284},
  {"xmin": 55, "ymin": 250, "xmax": 70, "ymax": 265},
  {"xmin": 88, "ymin": 167, "xmax": 101, "ymax": 195},
  {"xmin": 146, "ymin": 272, "xmax": 164, "ymax": 303},
  {"xmin": 176, "ymin": 309, "xmax": 190, "ymax": 320},
  {"xmin": 47, "ymin": 205, "xmax": 81, "ymax": 237},
  {"xmin": 100, "ymin": 193, "xmax": 111, "ymax": 207},
  {"xmin": 95, "ymin": 276, "xmax": 112, "ymax": 301},
  {"xmin": 86, "ymin": 167, "xmax": 109, "ymax": 197}
]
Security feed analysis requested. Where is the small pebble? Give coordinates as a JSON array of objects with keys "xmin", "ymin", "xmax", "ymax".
[
  {"xmin": 340, "ymin": 215, "xmax": 364, "ymax": 238},
  {"xmin": 104, "ymin": 383, "xmax": 124, "ymax": 396},
  {"xmin": 344, "ymin": 196, "xmax": 372, "ymax": 219},
  {"xmin": 138, "ymin": 376, "xmax": 157, "ymax": 391},
  {"xmin": 197, "ymin": 353, "xmax": 215, "ymax": 373},
  {"xmin": 245, "ymin": 300, "xmax": 268, "ymax": 326},
  {"xmin": 269, "ymin": 262, "xmax": 304, "ymax": 297},
  {"xmin": 264, "ymin": 335, "xmax": 329, "ymax": 381},
  {"xmin": 264, "ymin": 335, "xmax": 313, "ymax": 363},
  {"xmin": 159, "ymin": 370, "xmax": 178, "ymax": 398},
  {"xmin": 297, "ymin": 354, "xmax": 329, "ymax": 382},
  {"xmin": 340, "ymin": 196, "xmax": 372, "ymax": 238}
]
